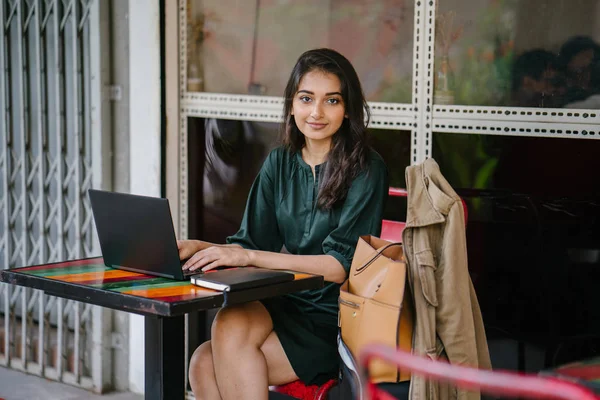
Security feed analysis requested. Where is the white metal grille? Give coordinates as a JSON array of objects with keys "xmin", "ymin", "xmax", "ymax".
[
  {"xmin": 411, "ymin": 0, "xmax": 428, "ymax": 164},
  {"xmin": 0, "ymin": 0, "xmax": 107, "ymax": 392}
]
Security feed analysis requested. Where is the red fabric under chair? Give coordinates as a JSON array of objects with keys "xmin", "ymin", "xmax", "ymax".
[
  {"xmin": 272, "ymin": 378, "xmax": 337, "ymax": 400},
  {"xmin": 358, "ymin": 344, "xmax": 599, "ymax": 400}
]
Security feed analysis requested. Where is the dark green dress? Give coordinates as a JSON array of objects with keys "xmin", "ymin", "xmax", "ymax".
[{"xmin": 226, "ymin": 146, "xmax": 388, "ymax": 385}]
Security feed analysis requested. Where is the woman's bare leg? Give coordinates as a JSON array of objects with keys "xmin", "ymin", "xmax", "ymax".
[
  {"xmin": 211, "ymin": 301, "xmax": 298, "ymax": 400},
  {"xmin": 188, "ymin": 340, "xmax": 221, "ymax": 400},
  {"xmin": 261, "ymin": 330, "xmax": 299, "ymax": 385}
]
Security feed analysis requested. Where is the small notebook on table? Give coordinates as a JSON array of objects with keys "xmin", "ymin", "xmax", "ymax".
[{"xmin": 190, "ymin": 267, "xmax": 294, "ymax": 291}]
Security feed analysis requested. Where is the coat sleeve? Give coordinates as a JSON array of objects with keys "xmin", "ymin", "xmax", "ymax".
[{"xmin": 435, "ymin": 200, "xmax": 484, "ymax": 400}]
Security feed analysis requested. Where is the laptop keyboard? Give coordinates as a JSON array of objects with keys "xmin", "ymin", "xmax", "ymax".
[
  {"xmin": 181, "ymin": 259, "xmax": 204, "ymax": 277},
  {"xmin": 183, "ymin": 268, "xmax": 203, "ymax": 277}
]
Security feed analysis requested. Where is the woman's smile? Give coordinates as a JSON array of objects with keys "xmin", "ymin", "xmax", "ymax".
[{"xmin": 307, "ymin": 122, "xmax": 328, "ymax": 130}]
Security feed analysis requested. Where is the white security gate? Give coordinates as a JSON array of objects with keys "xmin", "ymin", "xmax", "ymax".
[{"xmin": 0, "ymin": 0, "xmax": 110, "ymax": 392}]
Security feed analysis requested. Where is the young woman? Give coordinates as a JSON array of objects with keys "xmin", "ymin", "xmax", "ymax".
[{"xmin": 178, "ymin": 48, "xmax": 388, "ymax": 399}]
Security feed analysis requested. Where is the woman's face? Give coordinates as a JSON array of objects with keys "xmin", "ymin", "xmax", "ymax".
[{"xmin": 292, "ymin": 70, "xmax": 346, "ymax": 146}]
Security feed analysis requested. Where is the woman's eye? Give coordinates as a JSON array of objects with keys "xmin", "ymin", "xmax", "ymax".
[
  {"xmin": 327, "ymin": 98, "xmax": 340, "ymax": 104},
  {"xmin": 299, "ymin": 96, "xmax": 312, "ymax": 103}
]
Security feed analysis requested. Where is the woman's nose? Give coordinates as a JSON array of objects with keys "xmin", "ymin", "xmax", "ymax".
[{"xmin": 310, "ymin": 103, "xmax": 323, "ymax": 119}]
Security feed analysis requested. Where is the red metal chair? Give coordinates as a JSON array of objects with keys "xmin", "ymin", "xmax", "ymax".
[
  {"xmin": 358, "ymin": 344, "xmax": 599, "ymax": 400},
  {"xmin": 381, "ymin": 188, "xmax": 407, "ymax": 242}
]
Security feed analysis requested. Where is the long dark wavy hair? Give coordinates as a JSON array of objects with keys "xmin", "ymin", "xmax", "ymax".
[{"xmin": 282, "ymin": 48, "xmax": 370, "ymax": 209}]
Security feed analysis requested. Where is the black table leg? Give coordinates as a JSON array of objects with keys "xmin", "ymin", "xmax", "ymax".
[{"xmin": 145, "ymin": 315, "xmax": 185, "ymax": 400}]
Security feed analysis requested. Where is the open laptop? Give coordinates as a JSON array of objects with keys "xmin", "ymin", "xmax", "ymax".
[{"xmin": 88, "ymin": 189, "xmax": 200, "ymax": 280}]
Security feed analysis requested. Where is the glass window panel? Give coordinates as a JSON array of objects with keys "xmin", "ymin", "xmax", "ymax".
[
  {"xmin": 186, "ymin": 0, "xmax": 414, "ymax": 102},
  {"xmin": 434, "ymin": 0, "xmax": 600, "ymax": 109},
  {"xmin": 432, "ymin": 132, "xmax": 600, "ymax": 196},
  {"xmin": 187, "ymin": 118, "xmax": 280, "ymax": 243},
  {"xmin": 432, "ymin": 132, "xmax": 600, "ymax": 365},
  {"xmin": 370, "ymin": 129, "xmax": 411, "ymax": 189},
  {"xmin": 369, "ymin": 129, "xmax": 411, "ymax": 221}
]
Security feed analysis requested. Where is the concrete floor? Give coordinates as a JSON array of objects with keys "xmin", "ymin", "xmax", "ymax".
[{"xmin": 0, "ymin": 366, "xmax": 142, "ymax": 400}]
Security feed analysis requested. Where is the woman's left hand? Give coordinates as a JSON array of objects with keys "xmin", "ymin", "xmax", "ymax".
[{"xmin": 182, "ymin": 246, "xmax": 252, "ymax": 272}]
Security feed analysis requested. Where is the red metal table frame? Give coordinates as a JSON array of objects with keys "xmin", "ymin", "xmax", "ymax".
[{"xmin": 0, "ymin": 257, "xmax": 323, "ymax": 400}]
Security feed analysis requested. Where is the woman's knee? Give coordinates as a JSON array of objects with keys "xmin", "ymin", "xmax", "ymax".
[
  {"xmin": 211, "ymin": 305, "xmax": 251, "ymax": 345},
  {"xmin": 211, "ymin": 302, "xmax": 271, "ymax": 349},
  {"xmin": 189, "ymin": 341, "xmax": 213, "ymax": 387}
]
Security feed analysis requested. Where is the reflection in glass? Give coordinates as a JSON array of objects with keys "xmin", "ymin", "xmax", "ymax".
[
  {"xmin": 187, "ymin": 118, "xmax": 279, "ymax": 244},
  {"xmin": 186, "ymin": 0, "xmax": 414, "ymax": 102},
  {"xmin": 434, "ymin": 0, "xmax": 600, "ymax": 109},
  {"xmin": 369, "ymin": 129, "xmax": 411, "ymax": 189},
  {"xmin": 369, "ymin": 129, "xmax": 411, "ymax": 223},
  {"xmin": 432, "ymin": 132, "xmax": 600, "ymax": 196},
  {"xmin": 201, "ymin": 119, "xmax": 278, "ymax": 217},
  {"xmin": 431, "ymin": 132, "xmax": 600, "ymax": 368}
]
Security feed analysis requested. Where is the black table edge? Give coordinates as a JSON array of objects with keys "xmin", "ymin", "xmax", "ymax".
[
  {"xmin": 0, "ymin": 269, "xmax": 324, "ymax": 317},
  {"xmin": 0, "ymin": 269, "xmax": 225, "ymax": 317},
  {"xmin": 223, "ymin": 274, "xmax": 324, "ymax": 307}
]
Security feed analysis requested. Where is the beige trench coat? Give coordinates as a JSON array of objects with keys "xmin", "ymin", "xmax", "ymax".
[{"xmin": 403, "ymin": 159, "xmax": 492, "ymax": 400}]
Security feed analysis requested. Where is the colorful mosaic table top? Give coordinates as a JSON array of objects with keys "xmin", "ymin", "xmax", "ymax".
[{"xmin": 0, "ymin": 257, "xmax": 323, "ymax": 317}]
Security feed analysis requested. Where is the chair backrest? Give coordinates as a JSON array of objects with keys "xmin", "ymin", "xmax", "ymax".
[
  {"xmin": 381, "ymin": 187, "xmax": 468, "ymax": 242},
  {"xmin": 358, "ymin": 344, "xmax": 599, "ymax": 400},
  {"xmin": 381, "ymin": 188, "xmax": 407, "ymax": 242}
]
